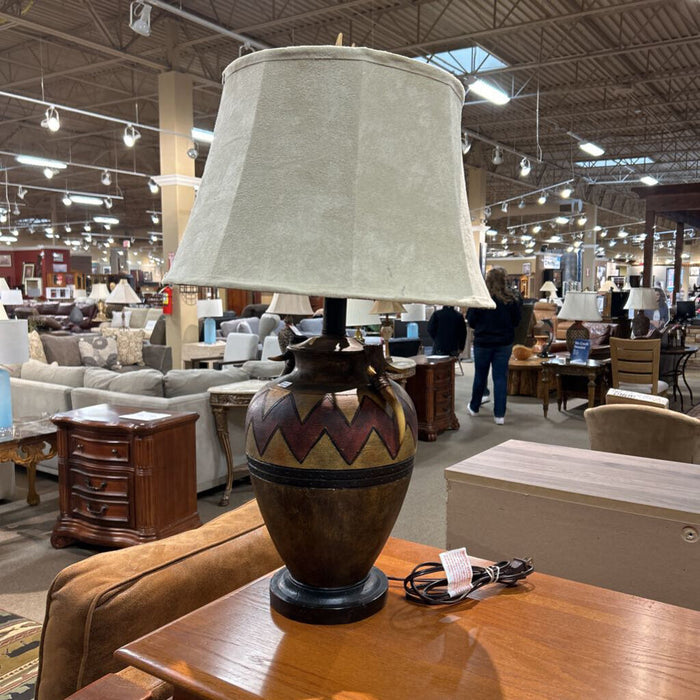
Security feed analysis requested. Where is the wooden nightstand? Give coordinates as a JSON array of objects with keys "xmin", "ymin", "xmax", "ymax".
[
  {"xmin": 404, "ymin": 355, "xmax": 458, "ymax": 441},
  {"xmin": 50, "ymin": 404, "xmax": 201, "ymax": 549}
]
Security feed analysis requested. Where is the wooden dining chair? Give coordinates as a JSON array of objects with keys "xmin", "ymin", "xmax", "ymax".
[{"xmin": 609, "ymin": 337, "xmax": 668, "ymax": 396}]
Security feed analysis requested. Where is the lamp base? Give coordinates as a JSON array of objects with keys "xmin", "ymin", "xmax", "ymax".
[
  {"xmin": 270, "ymin": 566, "xmax": 388, "ymax": 625},
  {"xmin": 565, "ymin": 320, "xmax": 589, "ymax": 354},
  {"xmin": 631, "ymin": 311, "xmax": 651, "ymax": 338}
]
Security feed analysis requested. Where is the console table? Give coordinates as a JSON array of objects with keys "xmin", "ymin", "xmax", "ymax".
[
  {"xmin": 51, "ymin": 404, "xmax": 201, "ymax": 549},
  {"xmin": 110, "ymin": 536, "xmax": 700, "ymax": 699},
  {"xmin": 181, "ymin": 340, "xmax": 226, "ymax": 369}
]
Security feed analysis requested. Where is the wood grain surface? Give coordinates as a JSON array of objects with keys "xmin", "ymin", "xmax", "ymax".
[{"xmin": 117, "ymin": 537, "xmax": 700, "ymax": 700}]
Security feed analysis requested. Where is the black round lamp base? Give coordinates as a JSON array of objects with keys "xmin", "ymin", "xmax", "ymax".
[{"xmin": 270, "ymin": 567, "xmax": 388, "ymax": 625}]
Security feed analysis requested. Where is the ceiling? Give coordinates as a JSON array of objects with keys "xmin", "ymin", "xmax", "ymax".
[{"xmin": 1, "ymin": 0, "xmax": 699, "ymax": 265}]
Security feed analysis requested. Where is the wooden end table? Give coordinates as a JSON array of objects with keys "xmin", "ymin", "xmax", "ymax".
[
  {"xmin": 507, "ymin": 355, "xmax": 549, "ymax": 397},
  {"xmin": 111, "ymin": 536, "xmax": 700, "ymax": 699},
  {"xmin": 181, "ymin": 340, "xmax": 226, "ymax": 369},
  {"xmin": 541, "ymin": 357, "xmax": 609, "ymax": 417},
  {"xmin": 0, "ymin": 417, "xmax": 57, "ymax": 505},
  {"xmin": 208, "ymin": 379, "xmax": 268, "ymax": 506}
]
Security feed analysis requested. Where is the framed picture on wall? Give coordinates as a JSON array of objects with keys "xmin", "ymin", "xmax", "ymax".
[
  {"xmin": 0, "ymin": 254, "xmax": 11, "ymax": 267},
  {"xmin": 522, "ymin": 262, "xmax": 531, "ymax": 275},
  {"xmin": 25, "ymin": 277, "xmax": 42, "ymax": 298},
  {"xmin": 22, "ymin": 262, "xmax": 34, "ymax": 282}
]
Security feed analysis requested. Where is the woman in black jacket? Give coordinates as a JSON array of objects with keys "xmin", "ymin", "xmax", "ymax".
[{"xmin": 466, "ymin": 267, "xmax": 521, "ymax": 425}]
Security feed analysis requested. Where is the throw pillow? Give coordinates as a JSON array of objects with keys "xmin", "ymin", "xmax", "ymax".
[
  {"xmin": 41, "ymin": 334, "xmax": 83, "ymax": 366},
  {"xmin": 83, "ymin": 367, "xmax": 164, "ymax": 397},
  {"xmin": 28, "ymin": 330, "xmax": 48, "ymax": 363},
  {"xmin": 68, "ymin": 306, "xmax": 84, "ymax": 325},
  {"xmin": 163, "ymin": 367, "xmax": 249, "ymax": 398},
  {"xmin": 111, "ymin": 310, "xmax": 133, "ymax": 328},
  {"xmin": 79, "ymin": 336, "xmax": 121, "ymax": 369},
  {"xmin": 101, "ymin": 328, "xmax": 145, "ymax": 366},
  {"xmin": 20, "ymin": 359, "xmax": 86, "ymax": 387}
]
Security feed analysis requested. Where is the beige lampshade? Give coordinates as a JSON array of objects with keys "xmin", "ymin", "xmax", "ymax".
[
  {"xmin": 0, "ymin": 290, "xmax": 22, "ymax": 305},
  {"xmin": 105, "ymin": 279, "xmax": 141, "ymax": 305},
  {"xmin": 196, "ymin": 298, "xmax": 223, "ymax": 319},
  {"xmin": 0, "ymin": 304, "xmax": 7, "ymax": 321},
  {"xmin": 370, "ymin": 300, "xmax": 406, "ymax": 316},
  {"xmin": 0, "ymin": 320, "xmax": 29, "ymax": 365},
  {"xmin": 0, "ymin": 278, "xmax": 9, "ymax": 292},
  {"xmin": 73, "ymin": 289, "xmax": 87, "ymax": 299},
  {"xmin": 267, "ymin": 293, "xmax": 313, "ymax": 316},
  {"xmin": 558, "ymin": 292, "xmax": 602, "ymax": 322},
  {"xmin": 401, "ymin": 304, "xmax": 427, "ymax": 322},
  {"xmin": 540, "ymin": 281, "xmax": 558, "ymax": 293},
  {"xmin": 164, "ymin": 46, "xmax": 493, "ymax": 310},
  {"xmin": 346, "ymin": 299, "xmax": 377, "ymax": 327},
  {"xmin": 622, "ymin": 280, "xmax": 631, "ymax": 291},
  {"xmin": 89, "ymin": 283, "xmax": 110, "ymax": 301},
  {"xmin": 599, "ymin": 280, "xmax": 618, "ymax": 292},
  {"xmin": 623, "ymin": 287, "xmax": 658, "ymax": 311}
]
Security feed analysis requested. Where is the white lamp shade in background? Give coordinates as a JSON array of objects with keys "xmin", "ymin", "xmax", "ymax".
[
  {"xmin": 0, "ymin": 320, "xmax": 29, "ymax": 364},
  {"xmin": 401, "ymin": 304, "xmax": 427, "ymax": 322},
  {"xmin": 345, "ymin": 299, "xmax": 377, "ymax": 327},
  {"xmin": 0, "ymin": 290, "xmax": 23, "ymax": 306},
  {"xmin": 105, "ymin": 280, "xmax": 141, "ymax": 305},
  {"xmin": 73, "ymin": 289, "xmax": 87, "ymax": 299},
  {"xmin": 89, "ymin": 283, "xmax": 110, "ymax": 301},
  {"xmin": 0, "ymin": 278, "xmax": 9, "ymax": 292},
  {"xmin": 267, "ymin": 294, "xmax": 313, "ymax": 317},
  {"xmin": 0, "ymin": 304, "xmax": 7, "ymax": 321},
  {"xmin": 369, "ymin": 300, "xmax": 407, "ymax": 316},
  {"xmin": 558, "ymin": 292, "xmax": 602, "ymax": 322},
  {"xmin": 164, "ymin": 46, "xmax": 493, "ymax": 310},
  {"xmin": 623, "ymin": 287, "xmax": 658, "ymax": 311},
  {"xmin": 599, "ymin": 280, "xmax": 619, "ymax": 292},
  {"xmin": 196, "ymin": 298, "xmax": 223, "ymax": 319},
  {"xmin": 540, "ymin": 281, "xmax": 558, "ymax": 294}
]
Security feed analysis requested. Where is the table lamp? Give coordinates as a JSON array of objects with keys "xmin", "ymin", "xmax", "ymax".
[
  {"xmin": 197, "ymin": 298, "xmax": 223, "ymax": 344},
  {"xmin": 0, "ymin": 289, "xmax": 23, "ymax": 307},
  {"xmin": 104, "ymin": 280, "xmax": 141, "ymax": 327},
  {"xmin": 557, "ymin": 291, "xmax": 602, "ymax": 353},
  {"xmin": 346, "ymin": 298, "xmax": 377, "ymax": 340},
  {"xmin": 89, "ymin": 283, "xmax": 110, "ymax": 322},
  {"xmin": 540, "ymin": 281, "xmax": 559, "ymax": 301},
  {"xmin": 0, "ymin": 320, "xmax": 29, "ymax": 435},
  {"xmin": 624, "ymin": 287, "xmax": 659, "ymax": 338},
  {"xmin": 164, "ymin": 45, "xmax": 493, "ymax": 625},
  {"xmin": 370, "ymin": 300, "xmax": 407, "ymax": 358},
  {"xmin": 599, "ymin": 280, "xmax": 619, "ymax": 292},
  {"xmin": 266, "ymin": 293, "xmax": 314, "ymax": 352}
]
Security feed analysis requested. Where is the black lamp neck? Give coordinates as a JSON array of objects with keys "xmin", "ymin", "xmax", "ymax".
[{"xmin": 323, "ymin": 298, "xmax": 347, "ymax": 336}]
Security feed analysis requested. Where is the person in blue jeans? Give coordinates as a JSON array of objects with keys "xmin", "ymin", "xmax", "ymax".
[{"xmin": 466, "ymin": 267, "xmax": 521, "ymax": 425}]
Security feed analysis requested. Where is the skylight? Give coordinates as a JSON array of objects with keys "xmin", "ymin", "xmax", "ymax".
[
  {"xmin": 415, "ymin": 46, "xmax": 508, "ymax": 76},
  {"xmin": 575, "ymin": 157, "xmax": 654, "ymax": 169}
]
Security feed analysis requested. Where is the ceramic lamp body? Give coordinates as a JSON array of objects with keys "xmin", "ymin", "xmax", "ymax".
[
  {"xmin": 0, "ymin": 368, "xmax": 11, "ymax": 431},
  {"xmin": 203, "ymin": 317, "xmax": 217, "ymax": 344},
  {"xmin": 245, "ymin": 335, "xmax": 417, "ymax": 623}
]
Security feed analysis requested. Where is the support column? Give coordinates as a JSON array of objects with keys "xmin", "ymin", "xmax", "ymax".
[
  {"xmin": 582, "ymin": 205, "xmax": 597, "ymax": 290},
  {"xmin": 467, "ymin": 166, "xmax": 487, "ymax": 272},
  {"xmin": 643, "ymin": 209, "xmax": 655, "ymax": 287},
  {"xmin": 673, "ymin": 221, "xmax": 684, "ymax": 305},
  {"xmin": 158, "ymin": 71, "xmax": 198, "ymax": 369}
]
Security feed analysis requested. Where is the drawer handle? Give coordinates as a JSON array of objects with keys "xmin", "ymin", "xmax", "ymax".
[
  {"xmin": 111, "ymin": 448, "xmax": 119, "ymax": 455},
  {"xmin": 76, "ymin": 442, "xmax": 85, "ymax": 451},
  {"xmin": 86, "ymin": 503, "xmax": 107, "ymax": 516},
  {"xmin": 84, "ymin": 478, "xmax": 107, "ymax": 492}
]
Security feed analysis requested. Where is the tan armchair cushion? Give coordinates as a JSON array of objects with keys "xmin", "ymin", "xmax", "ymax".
[{"xmin": 37, "ymin": 500, "xmax": 282, "ymax": 700}]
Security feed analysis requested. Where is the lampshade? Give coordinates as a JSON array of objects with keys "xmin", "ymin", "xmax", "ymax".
[
  {"xmin": 0, "ymin": 304, "xmax": 7, "ymax": 321},
  {"xmin": 89, "ymin": 283, "xmax": 110, "ymax": 301},
  {"xmin": 105, "ymin": 279, "xmax": 141, "ymax": 305},
  {"xmin": 558, "ymin": 292, "xmax": 602, "ymax": 322},
  {"xmin": 196, "ymin": 298, "xmax": 223, "ymax": 319},
  {"xmin": 267, "ymin": 293, "xmax": 313, "ymax": 317},
  {"xmin": 164, "ymin": 46, "xmax": 492, "ymax": 310},
  {"xmin": 346, "ymin": 299, "xmax": 377, "ymax": 327},
  {"xmin": 599, "ymin": 280, "xmax": 619, "ymax": 292},
  {"xmin": 0, "ymin": 290, "xmax": 23, "ymax": 306},
  {"xmin": 401, "ymin": 304, "xmax": 427, "ymax": 322},
  {"xmin": 540, "ymin": 281, "xmax": 558, "ymax": 293},
  {"xmin": 73, "ymin": 289, "xmax": 87, "ymax": 299},
  {"xmin": 0, "ymin": 320, "xmax": 29, "ymax": 364},
  {"xmin": 370, "ymin": 300, "xmax": 407, "ymax": 316},
  {"xmin": 0, "ymin": 278, "xmax": 9, "ymax": 291},
  {"xmin": 623, "ymin": 287, "xmax": 658, "ymax": 311}
]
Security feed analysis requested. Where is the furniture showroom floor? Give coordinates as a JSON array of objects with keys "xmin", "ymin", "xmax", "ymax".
[{"xmin": 2, "ymin": 358, "xmax": 699, "ymax": 624}]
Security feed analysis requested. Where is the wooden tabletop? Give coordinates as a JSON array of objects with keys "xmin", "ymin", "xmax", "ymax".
[{"xmin": 117, "ymin": 537, "xmax": 700, "ymax": 700}]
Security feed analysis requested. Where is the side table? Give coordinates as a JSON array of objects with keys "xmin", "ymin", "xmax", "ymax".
[
  {"xmin": 541, "ymin": 358, "xmax": 609, "ymax": 417},
  {"xmin": 51, "ymin": 404, "xmax": 201, "ymax": 548},
  {"xmin": 404, "ymin": 355, "xmax": 458, "ymax": 441},
  {"xmin": 208, "ymin": 379, "xmax": 268, "ymax": 506},
  {"xmin": 0, "ymin": 417, "xmax": 57, "ymax": 505},
  {"xmin": 181, "ymin": 340, "xmax": 226, "ymax": 369},
  {"xmin": 661, "ymin": 345, "xmax": 697, "ymax": 411}
]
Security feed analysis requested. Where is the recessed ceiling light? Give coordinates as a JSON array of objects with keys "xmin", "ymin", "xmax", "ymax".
[
  {"xmin": 640, "ymin": 175, "xmax": 658, "ymax": 186},
  {"xmin": 468, "ymin": 78, "xmax": 510, "ymax": 105},
  {"xmin": 579, "ymin": 142, "xmax": 605, "ymax": 157}
]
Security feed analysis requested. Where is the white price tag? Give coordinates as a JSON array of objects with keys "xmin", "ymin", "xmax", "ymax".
[{"xmin": 439, "ymin": 547, "xmax": 473, "ymax": 597}]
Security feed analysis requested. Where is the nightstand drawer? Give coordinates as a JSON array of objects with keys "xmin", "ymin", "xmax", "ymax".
[
  {"xmin": 70, "ymin": 493, "xmax": 130, "ymax": 525},
  {"xmin": 69, "ymin": 467, "xmax": 130, "ymax": 498},
  {"xmin": 70, "ymin": 435, "xmax": 129, "ymax": 462}
]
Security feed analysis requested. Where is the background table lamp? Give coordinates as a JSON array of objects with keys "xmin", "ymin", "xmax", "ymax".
[
  {"xmin": 104, "ymin": 280, "xmax": 141, "ymax": 327},
  {"xmin": 624, "ymin": 287, "xmax": 659, "ymax": 338},
  {"xmin": 370, "ymin": 300, "xmax": 407, "ymax": 358},
  {"xmin": 557, "ymin": 291, "xmax": 602, "ymax": 353},
  {"xmin": 540, "ymin": 280, "xmax": 559, "ymax": 301},
  {"xmin": 0, "ymin": 278, "xmax": 9, "ymax": 292},
  {"xmin": 346, "ymin": 298, "xmax": 377, "ymax": 340},
  {"xmin": 0, "ymin": 289, "xmax": 23, "ymax": 307},
  {"xmin": 266, "ymin": 293, "xmax": 314, "ymax": 351},
  {"xmin": 0, "ymin": 304, "xmax": 6, "ymax": 320},
  {"xmin": 0, "ymin": 320, "xmax": 29, "ymax": 434},
  {"xmin": 89, "ymin": 283, "xmax": 110, "ymax": 322},
  {"xmin": 599, "ymin": 280, "xmax": 619, "ymax": 292},
  {"xmin": 196, "ymin": 298, "xmax": 223, "ymax": 344},
  {"xmin": 164, "ymin": 45, "xmax": 493, "ymax": 625}
]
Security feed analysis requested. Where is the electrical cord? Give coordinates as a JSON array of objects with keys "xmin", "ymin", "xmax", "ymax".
[{"xmin": 387, "ymin": 557, "xmax": 534, "ymax": 605}]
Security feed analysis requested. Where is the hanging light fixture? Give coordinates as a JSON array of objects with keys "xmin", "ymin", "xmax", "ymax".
[
  {"xmin": 101, "ymin": 170, "xmax": 112, "ymax": 186},
  {"xmin": 578, "ymin": 142, "xmax": 605, "ymax": 157},
  {"xmin": 43, "ymin": 167, "xmax": 58, "ymax": 179},
  {"xmin": 41, "ymin": 106, "xmax": 60, "ymax": 132},
  {"xmin": 186, "ymin": 143, "xmax": 199, "ymax": 159},
  {"xmin": 467, "ymin": 78, "xmax": 510, "ymax": 105},
  {"xmin": 11, "ymin": 203, "xmax": 19, "ymax": 216},
  {"xmin": 532, "ymin": 224, "xmax": 542, "ymax": 234},
  {"xmin": 62, "ymin": 192, "xmax": 72, "ymax": 206},
  {"xmin": 104, "ymin": 197, "xmax": 113, "ymax": 209},
  {"xmin": 123, "ymin": 124, "xmax": 141, "ymax": 147},
  {"xmin": 17, "ymin": 186, "xmax": 27, "ymax": 200},
  {"xmin": 577, "ymin": 215, "xmax": 587, "ymax": 226},
  {"xmin": 148, "ymin": 178, "xmax": 159, "ymax": 194},
  {"xmin": 560, "ymin": 186, "xmax": 573, "ymax": 198},
  {"xmin": 65, "ymin": 224, "xmax": 72, "ymax": 232},
  {"xmin": 491, "ymin": 146, "xmax": 503, "ymax": 165},
  {"xmin": 83, "ymin": 222, "xmax": 91, "ymax": 232},
  {"xmin": 555, "ymin": 216, "xmax": 569, "ymax": 225},
  {"xmin": 519, "ymin": 157, "xmax": 531, "ymax": 177},
  {"xmin": 537, "ymin": 193, "xmax": 547, "ymax": 205},
  {"xmin": 151, "ymin": 212, "xmax": 160, "ymax": 224},
  {"xmin": 501, "ymin": 201, "xmax": 508, "ymax": 213},
  {"xmin": 461, "ymin": 133, "xmax": 471, "ymax": 155},
  {"xmin": 518, "ymin": 199, "xmax": 525, "ymax": 209}
]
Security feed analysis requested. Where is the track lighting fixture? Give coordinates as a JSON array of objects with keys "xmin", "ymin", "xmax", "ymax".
[
  {"xmin": 151, "ymin": 212, "xmax": 160, "ymax": 224},
  {"xmin": 560, "ymin": 186, "xmax": 572, "ymax": 199},
  {"xmin": 148, "ymin": 178, "xmax": 159, "ymax": 194},
  {"xmin": 577, "ymin": 215, "xmax": 587, "ymax": 226},
  {"xmin": 104, "ymin": 197, "xmax": 113, "ymax": 209},
  {"xmin": 501, "ymin": 201, "xmax": 508, "ymax": 213},
  {"xmin": 84, "ymin": 222, "xmax": 91, "ymax": 232},
  {"xmin": 65, "ymin": 224, "xmax": 72, "ymax": 232},
  {"xmin": 555, "ymin": 216, "xmax": 569, "ymax": 225},
  {"xmin": 43, "ymin": 167, "xmax": 58, "ymax": 179},
  {"xmin": 101, "ymin": 170, "xmax": 112, "ymax": 186},
  {"xmin": 17, "ymin": 187, "xmax": 27, "ymax": 200},
  {"xmin": 532, "ymin": 225, "xmax": 542, "ymax": 234},
  {"xmin": 62, "ymin": 192, "xmax": 72, "ymax": 206},
  {"xmin": 461, "ymin": 133, "xmax": 471, "ymax": 155},
  {"xmin": 0, "ymin": 212, "xmax": 6, "ymax": 223},
  {"xmin": 123, "ymin": 124, "xmax": 141, "ymax": 147},
  {"xmin": 10, "ymin": 228, "xmax": 18, "ymax": 237},
  {"xmin": 12, "ymin": 203, "xmax": 19, "ymax": 216},
  {"xmin": 491, "ymin": 146, "xmax": 503, "ymax": 165},
  {"xmin": 537, "ymin": 193, "xmax": 547, "ymax": 205},
  {"xmin": 41, "ymin": 106, "xmax": 60, "ymax": 132},
  {"xmin": 484, "ymin": 206, "xmax": 492, "ymax": 218},
  {"xmin": 518, "ymin": 199, "xmax": 525, "ymax": 209},
  {"xmin": 107, "ymin": 236, "xmax": 114, "ymax": 244},
  {"xmin": 519, "ymin": 158, "xmax": 531, "ymax": 177},
  {"xmin": 129, "ymin": 1, "xmax": 152, "ymax": 36},
  {"xmin": 186, "ymin": 143, "xmax": 199, "ymax": 159}
]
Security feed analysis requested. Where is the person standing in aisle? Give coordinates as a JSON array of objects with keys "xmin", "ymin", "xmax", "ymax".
[
  {"xmin": 466, "ymin": 267, "xmax": 521, "ymax": 425},
  {"xmin": 427, "ymin": 305, "xmax": 467, "ymax": 357}
]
